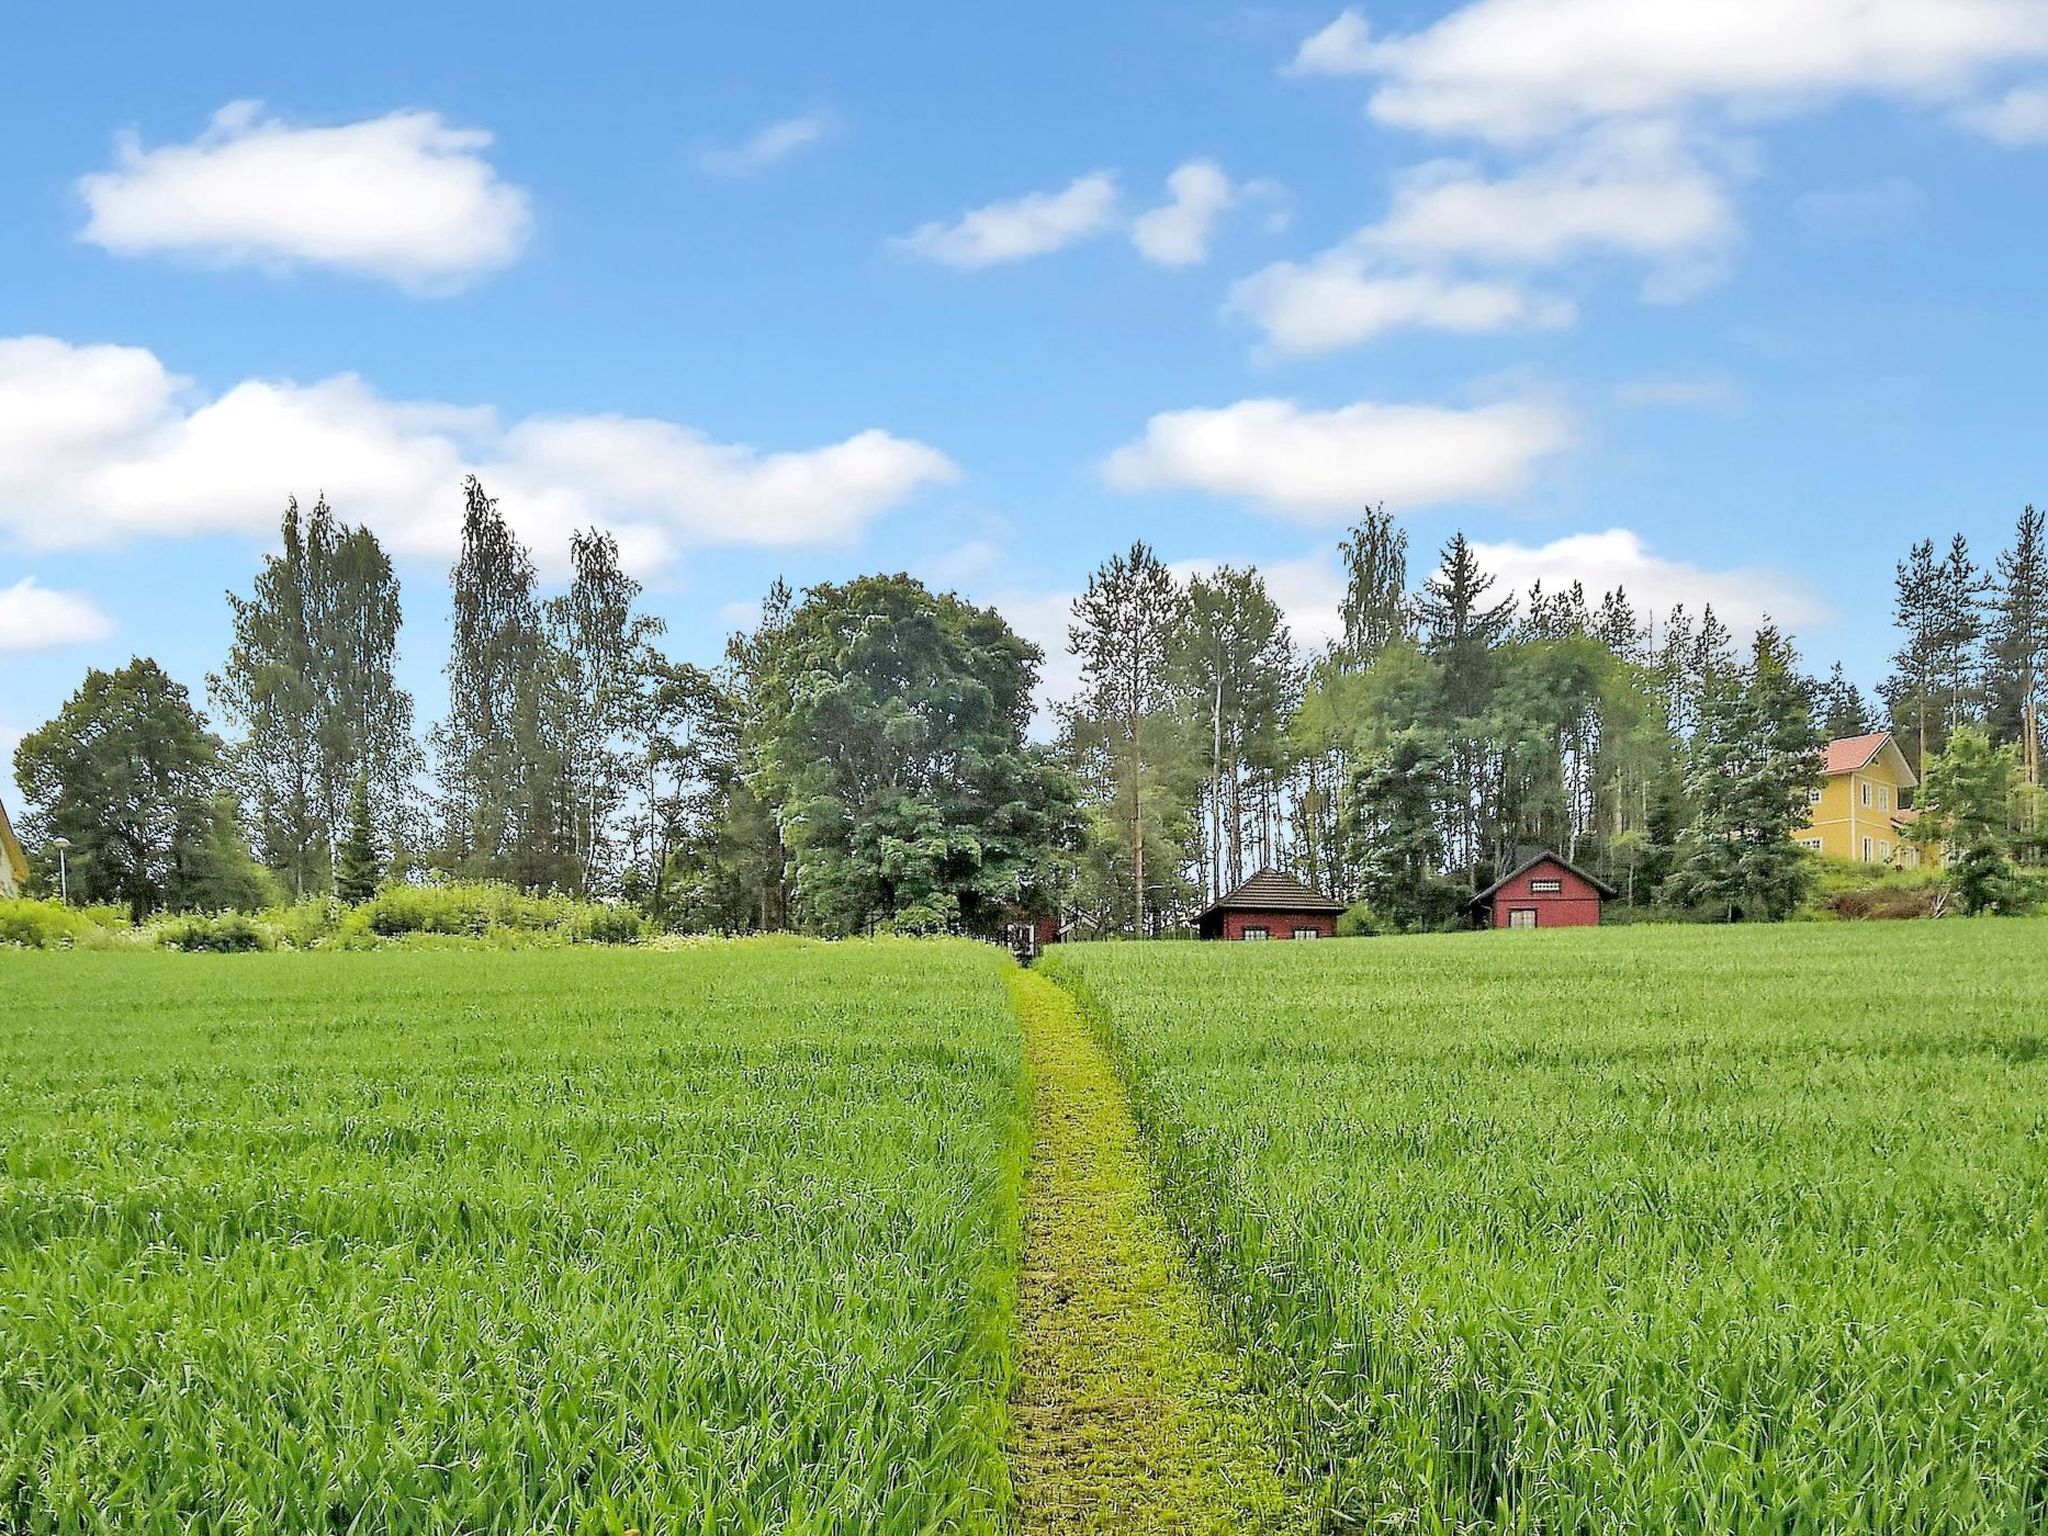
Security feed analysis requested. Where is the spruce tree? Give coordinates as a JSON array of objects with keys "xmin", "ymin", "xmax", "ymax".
[
  {"xmin": 1817, "ymin": 663, "xmax": 1875, "ymax": 739},
  {"xmin": 336, "ymin": 772, "xmax": 382, "ymax": 904},
  {"xmin": 1663, "ymin": 624, "xmax": 1824, "ymax": 921}
]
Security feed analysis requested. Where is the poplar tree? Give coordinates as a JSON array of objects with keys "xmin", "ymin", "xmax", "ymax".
[
  {"xmin": 1173, "ymin": 567, "xmax": 1295, "ymax": 900},
  {"xmin": 212, "ymin": 496, "xmax": 418, "ymax": 895},
  {"xmin": 434, "ymin": 476, "xmax": 572, "ymax": 887},
  {"xmin": 1068, "ymin": 542, "xmax": 1189, "ymax": 934},
  {"xmin": 1335, "ymin": 504, "xmax": 1409, "ymax": 669},
  {"xmin": 546, "ymin": 530, "xmax": 666, "ymax": 895}
]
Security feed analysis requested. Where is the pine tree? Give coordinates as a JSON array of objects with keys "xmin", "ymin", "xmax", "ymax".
[
  {"xmin": 1882, "ymin": 538, "xmax": 1944, "ymax": 773},
  {"xmin": 1988, "ymin": 506, "xmax": 2048, "ymax": 803},
  {"xmin": 336, "ymin": 772, "xmax": 382, "ymax": 904},
  {"xmin": 1593, "ymin": 587, "xmax": 1645, "ymax": 662}
]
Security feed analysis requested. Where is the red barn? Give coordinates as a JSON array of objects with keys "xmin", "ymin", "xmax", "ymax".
[
  {"xmin": 1195, "ymin": 869, "xmax": 1346, "ymax": 941},
  {"xmin": 1468, "ymin": 850, "xmax": 1616, "ymax": 930}
]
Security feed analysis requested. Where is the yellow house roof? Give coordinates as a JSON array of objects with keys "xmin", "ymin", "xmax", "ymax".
[
  {"xmin": 1822, "ymin": 730, "xmax": 1916, "ymax": 790},
  {"xmin": 0, "ymin": 795, "xmax": 27, "ymax": 892}
]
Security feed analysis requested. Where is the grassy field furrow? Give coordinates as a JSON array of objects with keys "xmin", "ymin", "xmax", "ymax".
[
  {"xmin": 1043, "ymin": 920, "xmax": 2048, "ymax": 1534},
  {"xmin": 0, "ymin": 940, "xmax": 1025, "ymax": 1535}
]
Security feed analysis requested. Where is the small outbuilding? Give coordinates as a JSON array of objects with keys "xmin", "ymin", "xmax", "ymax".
[
  {"xmin": 1195, "ymin": 869, "xmax": 1346, "ymax": 941},
  {"xmin": 1467, "ymin": 849, "xmax": 1616, "ymax": 930}
]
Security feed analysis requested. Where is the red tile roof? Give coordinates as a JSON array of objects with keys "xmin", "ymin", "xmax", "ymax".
[{"xmin": 1824, "ymin": 732, "xmax": 1892, "ymax": 775}]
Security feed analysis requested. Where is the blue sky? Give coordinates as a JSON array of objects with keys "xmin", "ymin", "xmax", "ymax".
[{"xmin": 4, "ymin": 0, "xmax": 2047, "ymax": 808}]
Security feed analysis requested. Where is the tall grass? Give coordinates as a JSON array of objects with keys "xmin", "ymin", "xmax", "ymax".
[
  {"xmin": 0, "ymin": 940, "xmax": 1025, "ymax": 1533},
  {"xmin": 1045, "ymin": 921, "xmax": 2048, "ymax": 1532}
]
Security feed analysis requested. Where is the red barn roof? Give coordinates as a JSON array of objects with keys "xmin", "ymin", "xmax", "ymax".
[{"xmin": 1468, "ymin": 849, "xmax": 1618, "ymax": 906}]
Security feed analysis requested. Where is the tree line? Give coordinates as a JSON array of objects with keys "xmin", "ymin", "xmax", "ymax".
[{"xmin": 12, "ymin": 484, "xmax": 2046, "ymax": 928}]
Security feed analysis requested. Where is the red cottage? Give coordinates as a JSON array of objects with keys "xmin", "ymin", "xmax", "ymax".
[
  {"xmin": 1467, "ymin": 849, "xmax": 1616, "ymax": 930},
  {"xmin": 1194, "ymin": 869, "xmax": 1347, "ymax": 941}
]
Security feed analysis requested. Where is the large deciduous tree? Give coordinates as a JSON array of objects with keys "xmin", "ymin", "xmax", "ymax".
[
  {"xmin": 14, "ymin": 659, "xmax": 268, "ymax": 918},
  {"xmin": 755, "ymin": 574, "xmax": 1075, "ymax": 936}
]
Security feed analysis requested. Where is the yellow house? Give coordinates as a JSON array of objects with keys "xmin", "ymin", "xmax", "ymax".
[
  {"xmin": 0, "ymin": 794, "xmax": 27, "ymax": 898},
  {"xmin": 1798, "ymin": 731, "xmax": 1930, "ymax": 866}
]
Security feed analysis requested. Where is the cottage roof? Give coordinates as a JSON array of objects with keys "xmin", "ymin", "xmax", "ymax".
[
  {"xmin": 1467, "ymin": 848, "xmax": 1618, "ymax": 907},
  {"xmin": 1196, "ymin": 868, "xmax": 1346, "ymax": 920}
]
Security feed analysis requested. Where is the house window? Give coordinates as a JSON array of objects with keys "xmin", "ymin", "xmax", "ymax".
[
  {"xmin": 1242, "ymin": 926, "xmax": 1269, "ymax": 941},
  {"xmin": 1801, "ymin": 837, "xmax": 1823, "ymax": 851},
  {"xmin": 1862, "ymin": 837, "xmax": 1875, "ymax": 861},
  {"xmin": 1808, "ymin": 788, "xmax": 1823, "ymax": 805},
  {"xmin": 1292, "ymin": 926, "xmax": 1320, "ymax": 940},
  {"xmin": 1507, "ymin": 908, "xmax": 1538, "ymax": 929},
  {"xmin": 1530, "ymin": 878, "xmax": 1563, "ymax": 894},
  {"xmin": 1879, "ymin": 840, "xmax": 1891, "ymax": 862},
  {"xmin": 1861, "ymin": 781, "xmax": 1872, "ymax": 807}
]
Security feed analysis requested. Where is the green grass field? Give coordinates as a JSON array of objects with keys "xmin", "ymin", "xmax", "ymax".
[
  {"xmin": 0, "ymin": 941, "xmax": 1024, "ymax": 1535},
  {"xmin": 1043, "ymin": 922, "xmax": 2048, "ymax": 1533}
]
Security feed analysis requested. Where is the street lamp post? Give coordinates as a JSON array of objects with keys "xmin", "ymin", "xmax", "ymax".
[{"xmin": 50, "ymin": 837, "xmax": 71, "ymax": 904}]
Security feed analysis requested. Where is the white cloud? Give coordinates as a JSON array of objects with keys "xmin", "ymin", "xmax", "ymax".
[
  {"xmin": 897, "ymin": 173, "xmax": 1121, "ymax": 267},
  {"xmin": 0, "ymin": 578, "xmax": 117, "ymax": 651},
  {"xmin": 1103, "ymin": 395, "xmax": 1573, "ymax": 519},
  {"xmin": 1360, "ymin": 121, "xmax": 1742, "ymax": 296},
  {"xmin": 1290, "ymin": 0, "xmax": 2048, "ymax": 142},
  {"xmin": 1794, "ymin": 176, "xmax": 1925, "ymax": 237},
  {"xmin": 1468, "ymin": 529, "xmax": 1831, "ymax": 633},
  {"xmin": 1230, "ymin": 256, "xmax": 1572, "ymax": 354},
  {"xmin": 78, "ymin": 101, "xmax": 532, "ymax": 290},
  {"xmin": 697, "ymin": 111, "xmax": 833, "ymax": 176},
  {"xmin": 1131, "ymin": 160, "xmax": 1238, "ymax": 266},
  {"xmin": 1957, "ymin": 80, "xmax": 2048, "ymax": 140},
  {"xmin": 0, "ymin": 336, "xmax": 959, "ymax": 573},
  {"xmin": 1228, "ymin": 121, "xmax": 1734, "ymax": 355},
  {"xmin": 1611, "ymin": 375, "xmax": 1745, "ymax": 412}
]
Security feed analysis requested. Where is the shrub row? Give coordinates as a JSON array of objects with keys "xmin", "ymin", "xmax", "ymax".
[{"xmin": 0, "ymin": 883, "xmax": 649, "ymax": 951}]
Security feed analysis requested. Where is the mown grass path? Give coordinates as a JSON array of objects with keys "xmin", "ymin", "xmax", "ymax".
[{"xmin": 1005, "ymin": 969, "xmax": 1300, "ymax": 1535}]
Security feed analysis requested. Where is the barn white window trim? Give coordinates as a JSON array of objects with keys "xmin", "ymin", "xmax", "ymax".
[
  {"xmin": 1507, "ymin": 908, "xmax": 1538, "ymax": 929},
  {"xmin": 1530, "ymin": 878, "xmax": 1563, "ymax": 894},
  {"xmin": 1242, "ymin": 926, "xmax": 1269, "ymax": 941},
  {"xmin": 1292, "ymin": 926, "xmax": 1320, "ymax": 940}
]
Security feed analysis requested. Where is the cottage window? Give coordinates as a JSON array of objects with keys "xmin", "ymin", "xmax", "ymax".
[
  {"xmin": 1879, "ymin": 840, "xmax": 1891, "ymax": 862},
  {"xmin": 1242, "ymin": 926, "xmax": 1269, "ymax": 941},
  {"xmin": 1292, "ymin": 927, "xmax": 1320, "ymax": 940},
  {"xmin": 1862, "ymin": 836, "xmax": 1875, "ymax": 862},
  {"xmin": 1801, "ymin": 837, "xmax": 1823, "ymax": 851},
  {"xmin": 1507, "ymin": 908, "xmax": 1538, "ymax": 929},
  {"xmin": 1808, "ymin": 788, "xmax": 1822, "ymax": 805},
  {"xmin": 1530, "ymin": 878, "xmax": 1563, "ymax": 894},
  {"xmin": 1861, "ymin": 781, "xmax": 1872, "ymax": 807}
]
